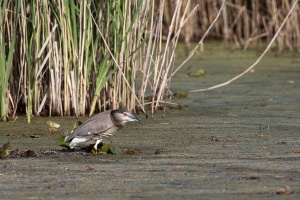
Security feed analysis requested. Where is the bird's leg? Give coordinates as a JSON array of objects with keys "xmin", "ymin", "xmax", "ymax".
[{"xmin": 94, "ymin": 139, "xmax": 102, "ymax": 150}]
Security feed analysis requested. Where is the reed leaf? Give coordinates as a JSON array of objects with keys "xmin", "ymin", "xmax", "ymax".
[{"xmin": 0, "ymin": 0, "xmax": 20, "ymax": 121}]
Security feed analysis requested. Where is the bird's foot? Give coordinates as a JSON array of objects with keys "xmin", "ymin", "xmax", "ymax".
[{"xmin": 93, "ymin": 139, "xmax": 102, "ymax": 150}]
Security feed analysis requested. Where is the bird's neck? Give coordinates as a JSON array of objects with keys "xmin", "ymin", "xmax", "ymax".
[{"xmin": 111, "ymin": 115, "xmax": 125, "ymax": 127}]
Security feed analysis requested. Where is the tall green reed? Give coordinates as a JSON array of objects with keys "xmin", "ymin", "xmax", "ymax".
[
  {"xmin": 0, "ymin": 0, "xmax": 189, "ymax": 122},
  {"xmin": 1, "ymin": 0, "xmax": 203, "ymax": 121},
  {"xmin": 0, "ymin": 0, "xmax": 20, "ymax": 121}
]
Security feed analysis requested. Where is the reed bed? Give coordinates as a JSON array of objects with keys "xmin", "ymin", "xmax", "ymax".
[
  {"xmin": 163, "ymin": 0, "xmax": 300, "ymax": 52},
  {"xmin": 0, "ymin": 0, "xmax": 299, "ymax": 121}
]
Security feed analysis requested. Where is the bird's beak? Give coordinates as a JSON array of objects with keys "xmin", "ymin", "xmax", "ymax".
[{"xmin": 129, "ymin": 114, "xmax": 143, "ymax": 123}]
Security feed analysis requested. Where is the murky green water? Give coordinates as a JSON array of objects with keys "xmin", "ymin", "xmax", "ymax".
[{"xmin": 1, "ymin": 42, "xmax": 300, "ymax": 199}]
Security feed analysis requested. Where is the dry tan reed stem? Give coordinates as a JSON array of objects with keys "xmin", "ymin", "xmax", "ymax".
[
  {"xmin": 86, "ymin": 5, "xmax": 146, "ymax": 115},
  {"xmin": 138, "ymin": 1, "xmax": 153, "ymax": 106},
  {"xmin": 153, "ymin": 0, "xmax": 182, "ymax": 111},
  {"xmin": 37, "ymin": 24, "xmax": 57, "ymax": 58},
  {"xmin": 155, "ymin": 0, "xmax": 199, "ymax": 111},
  {"xmin": 37, "ymin": 92, "xmax": 48, "ymax": 115},
  {"xmin": 169, "ymin": 0, "xmax": 226, "ymax": 80},
  {"xmin": 70, "ymin": 70, "xmax": 78, "ymax": 117}
]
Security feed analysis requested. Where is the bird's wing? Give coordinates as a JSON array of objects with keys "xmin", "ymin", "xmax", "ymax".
[{"xmin": 65, "ymin": 110, "xmax": 112, "ymax": 142}]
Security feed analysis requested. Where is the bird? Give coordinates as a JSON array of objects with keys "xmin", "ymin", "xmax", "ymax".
[{"xmin": 64, "ymin": 109, "xmax": 143, "ymax": 150}]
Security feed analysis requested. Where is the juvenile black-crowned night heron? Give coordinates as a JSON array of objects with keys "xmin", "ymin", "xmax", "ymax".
[{"xmin": 64, "ymin": 109, "xmax": 143, "ymax": 149}]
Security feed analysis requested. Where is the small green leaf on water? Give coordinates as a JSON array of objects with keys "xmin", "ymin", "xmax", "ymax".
[
  {"xmin": 100, "ymin": 144, "xmax": 110, "ymax": 153},
  {"xmin": 47, "ymin": 121, "xmax": 61, "ymax": 128},
  {"xmin": 188, "ymin": 69, "xmax": 206, "ymax": 77},
  {"xmin": 47, "ymin": 121, "xmax": 61, "ymax": 133},
  {"xmin": 56, "ymin": 136, "xmax": 70, "ymax": 148},
  {"xmin": 94, "ymin": 144, "xmax": 123, "ymax": 155},
  {"xmin": 0, "ymin": 142, "xmax": 11, "ymax": 159},
  {"xmin": 108, "ymin": 145, "xmax": 122, "ymax": 155}
]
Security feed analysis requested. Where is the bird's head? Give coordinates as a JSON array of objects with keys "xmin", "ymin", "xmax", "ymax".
[{"xmin": 111, "ymin": 109, "xmax": 143, "ymax": 125}]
